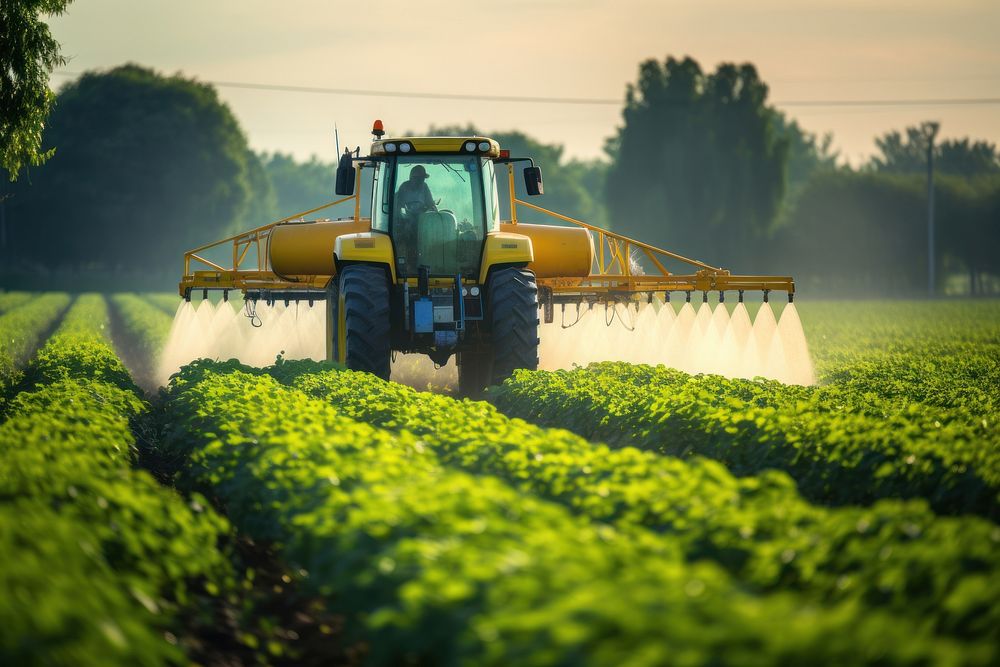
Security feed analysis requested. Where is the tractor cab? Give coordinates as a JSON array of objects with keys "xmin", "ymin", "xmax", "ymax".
[
  {"xmin": 370, "ymin": 142, "xmax": 499, "ymax": 280},
  {"xmin": 335, "ymin": 134, "xmax": 538, "ymax": 282}
]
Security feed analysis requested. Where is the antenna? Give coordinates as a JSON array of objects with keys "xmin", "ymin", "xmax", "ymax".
[{"xmin": 334, "ymin": 123, "xmax": 341, "ymax": 157}]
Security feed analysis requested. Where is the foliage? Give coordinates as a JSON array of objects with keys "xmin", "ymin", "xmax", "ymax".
[
  {"xmin": 111, "ymin": 293, "xmax": 173, "ymax": 386},
  {"xmin": 490, "ymin": 301, "xmax": 1000, "ymax": 520},
  {"xmin": 6, "ymin": 64, "xmax": 267, "ymax": 273},
  {"xmin": 869, "ymin": 126, "xmax": 1000, "ymax": 178},
  {"xmin": 23, "ymin": 294, "xmax": 136, "ymax": 392},
  {"xmin": 605, "ymin": 56, "xmax": 788, "ymax": 270},
  {"xmin": 770, "ymin": 111, "xmax": 838, "ymax": 196},
  {"xmin": 272, "ymin": 363, "xmax": 999, "ymax": 643},
  {"xmin": 772, "ymin": 169, "xmax": 1000, "ymax": 295},
  {"xmin": 0, "ymin": 305, "xmax": 235, "ymax": 664},
  {"xmin": 0, "ymin": 291, "xmax": 31, "ymax": 314},
  {"xmin": 492, "ymin": 356, "xmax": 999, "ymax": 518},
  {"xmin": 0, "ymin": 501, "xmax": 174, "ymax": 666},
  {"xmin": 158, "ymin": 364, "xmax": 975, "ymax": 666},
  {"xmin": 260, "ymin": 152, "xmax": 337, "ymax": 219},
  {"xmin": 0, "ymin": 291, "xmax": 69, "ymax": 405},
  {"xmin": 0, "ymin": 0, "xmax": 72, "ymax": 180},
  {"xmin": 799, "ymin": 300, "xmax": 1000, "ymax": 379},
  {"xmin": 142, "ymin": 292, "xmax": 182, "ymax": 316}
]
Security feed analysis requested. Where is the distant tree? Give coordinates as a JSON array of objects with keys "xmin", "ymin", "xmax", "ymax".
[
  {"xmin": 936, "ymin": 174, "xmax": 1000, "ymax": 294},
  {"xmin": 604, "ymin": 56, "xmax": 789, "ymax": 270},
  {"xmin": 772, "ymin": 171, "xmax": 926, "ymax": 294},
  {"xmin": 261, "ymin": 152, "xmax": 334, "ymax": 216},
  {"xmin": 771, "ymin": 111, "xmax": 838, "ymax": 195},
  {"xmin": 869, "ymin": 126, "xmax": 1000, "ymax": 177},
  {"xmin": 0, "ymin": 0, "xmax": 72, "ymax": 180},
  {"xmin": 772, "ymin": 169, "xmax": 1000, "ymax": 295},
  {"xmin": 7, "ymin": 64, "xmax": 265, "ymax": 272},
  {"xmin": 423, "ymin": 125, "xmax": 609, "ymax": 228}
]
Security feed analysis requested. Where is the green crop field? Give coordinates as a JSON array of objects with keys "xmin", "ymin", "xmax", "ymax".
[{"xmin": 1, "ymin": 292, "xmax": 998, "ymax": 666}]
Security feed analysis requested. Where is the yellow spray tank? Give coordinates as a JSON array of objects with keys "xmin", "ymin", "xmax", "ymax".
[{"xmin": 268, "ymin": 218, "xmax": 371, "ymax": 278}]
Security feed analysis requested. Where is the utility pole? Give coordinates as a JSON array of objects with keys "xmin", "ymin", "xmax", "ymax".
[{"xmin": 921, "ymin": 121, "xmax": 940, "ymax": 298}]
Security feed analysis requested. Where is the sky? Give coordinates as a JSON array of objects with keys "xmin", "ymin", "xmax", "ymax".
[{"xmin": 46, "ymin": 0, "xmax": 1000, "ymax": 166}]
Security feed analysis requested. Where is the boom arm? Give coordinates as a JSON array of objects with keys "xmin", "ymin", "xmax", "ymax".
[{"xmin": 179, "ymin": 160, "xmax": 793, "ymax": 304}]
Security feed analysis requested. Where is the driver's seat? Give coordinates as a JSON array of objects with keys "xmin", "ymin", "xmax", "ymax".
[{"xmin": 416, "ymin": 211, "xmax": 458, "ymax": 269}]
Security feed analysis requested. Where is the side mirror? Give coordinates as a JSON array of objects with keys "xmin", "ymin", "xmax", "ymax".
[
  {"xmin": 523, "ymin": 166, "xmax": 544, "ymax": 196},
  {"xmin": 334, "ymin": 151, "xmax": 355, "ymax": 196}
]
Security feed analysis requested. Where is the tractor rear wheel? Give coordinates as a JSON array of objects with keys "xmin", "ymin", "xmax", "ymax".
[
  {"xmin": 486, "ymin": 267, "xmax": 539, "ymax": 387},
  {"xmin": 336, "ymin": 265, "xmax": 391, "ymax": 380}
]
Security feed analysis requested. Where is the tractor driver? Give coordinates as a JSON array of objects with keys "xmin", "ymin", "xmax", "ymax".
[{"xmin": 395, "ymin": 165, "xmax": 438, "ymax": 221}]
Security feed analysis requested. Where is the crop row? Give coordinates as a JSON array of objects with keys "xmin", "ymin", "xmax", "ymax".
[
  {"xmin": 159, "ymin": 359, "xmax": 990, "ymax": 666},
  {"xmin": 799, "ymin": 300, "xmax": 1000, "ymax": 380},
  {"xmin": 265, "ymin": 360, "xmax": 1000, "ymax": 645},
  {"xmin": 0, "ymin": 292, "xmax": 70, "ymax": 409},
  {"xmin": 0, "ymin": 291, "xmax": 32, "ymax": 315},
  {"xmin": 0, "ymin": 296, "xmax": 234, "ymax": 666},
  {"xmin": 111, "ymin": 293, "xmax": 174, "ymax": 388},
  {"xmin": 143, "ymin": 292, "xmax": 182, "ymax": 316},
  {"xmin": 490, "ymin": 360, "xmax": 1000, "ymax": 519}
]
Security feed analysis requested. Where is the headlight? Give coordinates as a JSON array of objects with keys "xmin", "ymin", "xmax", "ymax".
[
  {"xmin": 464, "ymin": 141, "xmax": 477, "ymax": 152},
  {"xmin": 478, "ymin": 141, "xmax": 490, "ymax": 151},
  {"xmin": 461, "ymin": 287, "xmax": 468, "ymax": 296},
  {"xmin": 469, "ymin": 286, "xmax": 480, "ymax": 296},
  {"xmin": 399, "ymin": 143, "xmax": 412, "ymax": 153},
  {"xmin": 384, "ymin": 142, "xmax": 397, "ymax": 152}
]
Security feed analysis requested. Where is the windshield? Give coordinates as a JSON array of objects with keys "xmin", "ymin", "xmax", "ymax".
[{"xmin": 387, "ymin": 156, "xmax": 487, "ymax": 277}]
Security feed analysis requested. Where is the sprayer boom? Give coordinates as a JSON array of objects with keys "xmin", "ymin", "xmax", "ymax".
[{"xmin": 178, "ymin": 130, "xmax": 796, "ymax": 391}]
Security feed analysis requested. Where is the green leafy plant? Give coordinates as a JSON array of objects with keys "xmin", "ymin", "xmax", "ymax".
[{"xmin": 158, "ymin": 363, "xmax": 982, "ymax": 666}]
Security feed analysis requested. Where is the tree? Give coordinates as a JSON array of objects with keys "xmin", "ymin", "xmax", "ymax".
[
  {"xmin": 772, "ymin": 171, "xmax": 926, "ymax": 295},
  {"xmin": 936, "ymin": 174, "xmax": 1000, "ymax": 294},
  {"xmin": 771, "ymin": 170, "xmax": 1000, "ymax": 296},
  {"xmin": 604, "ymin": 56, "xmax": 789, "ymax": 271},
  {"xmin": 261, "ymin": 152, "xmax": 335, "ymax": 217},
  {"xmin": 1, "ymin": 0, "xmax": 72, "ymax": 180},
  {"xmin": 6, "ymin": 64, "xmax": 266, "ymax": 273},
  {"xmin": 771, "ymin": 111, "xmax": 838, "ymax": 195},
  {"xmin": 869, "ymin": 126, "xmax": 1000, "ymax": 177}
]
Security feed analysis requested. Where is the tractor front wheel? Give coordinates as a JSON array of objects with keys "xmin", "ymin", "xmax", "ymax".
[
  {"xmin": 486, "ymin": 267, "xmax": 539, "ymax": 387},
  {"xmin": 336, "ymin": 265, "xmax": 391, "ymax": 380}
]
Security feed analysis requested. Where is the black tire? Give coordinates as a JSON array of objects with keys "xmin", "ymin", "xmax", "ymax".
[
  {"xmin": 337, "ymin": 265, "xmax": 391, "ymax": 380},
  {"xmin": 487, "ymin": 268, "xmax": 539, "ymax": 386}
]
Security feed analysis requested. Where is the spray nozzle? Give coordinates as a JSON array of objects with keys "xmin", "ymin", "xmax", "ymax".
[
  {"xmin": 685, "ymin": 291, "xmax": 691, "ymax": 303},
  {"xmin": 647, "ymin": 292, "xmax": 653, "ymax": 304},
  {"xmin": 763, "ymin": 289, "xmax": 770, "ymax": 303},
  {"xmin": 702, "ymin": 291, "xmax": 709, "ymax": 303},
  {"xmin": 202, "ymin": 289, "xmax": 208, "ymax": 301},
  {"xmin": 223, "ymin": 290, "xmax": 229, "ymax": 302},
  {"xmin": 664, "ymin": 291, "xmax": 670, "ymax": 303},
  {"xmin": 718, "ymin": 291, "xmax": 725, "ymax": 303},
  {"xmin": 738, "ymin": 290, "xmax": 744, "ymax": 303},
  {"xmin": 788, "ymin": 293, "xmax": 794, "ymax": 303}
]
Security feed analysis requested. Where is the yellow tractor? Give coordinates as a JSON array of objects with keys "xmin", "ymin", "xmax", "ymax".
[{"xmin": 179, "ymin": 120, "xmax": 794, "ymax": 393}]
